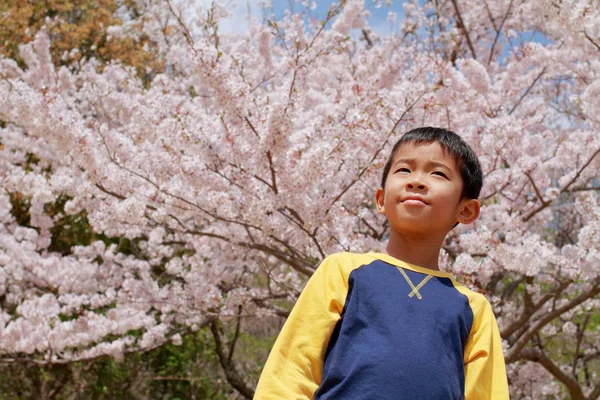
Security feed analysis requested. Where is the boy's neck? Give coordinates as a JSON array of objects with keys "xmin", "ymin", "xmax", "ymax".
[{"xmin": 383, "ymin": 231, "xmax": 445, "ymax": 271}]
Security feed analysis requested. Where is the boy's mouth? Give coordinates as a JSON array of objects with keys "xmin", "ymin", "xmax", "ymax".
[{"xmin": 401, "ymin": 196, "xmax": 428, "ymax": 205}]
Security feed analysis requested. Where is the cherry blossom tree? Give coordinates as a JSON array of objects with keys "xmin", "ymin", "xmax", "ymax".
[{"xmin": 0, "ymin": 0, "xmax": 599, "ymax": 398}]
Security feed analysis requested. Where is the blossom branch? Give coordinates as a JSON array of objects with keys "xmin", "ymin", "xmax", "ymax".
[
  {"xmin": 500, "ymin": 279, "xmax": 569, "ymax": 339},
  {"xmin": 509, "ymin": 66, "xmax": 547, "ymax": 115},
  {"xmin": 505, "ymin": 279, "xmax": 600, "ymax": 364},
  {"xmin": 520, "ymin": 347, "xmax": 586, "ymax": 400},
  {"xmin": 210, "ymin": 319, "xmax": 254, "ymax": 399},
  {"xmin": 487, "ymin": 0, "xmax": 514, "ymax": 65},
  {"xmin": 584, "ymin": 30, "xmax": 600, "ymax": 52},
  {"xmin": 450, "ymin": 0, "xmax": 477, "ymax": 60},
  {"xmin": 524, "ymin": 146, "xmax": 600, "ymax": 222},
  {"xmin": 165, "ymin": 0, "xmax": 197, "ymax": 53}
]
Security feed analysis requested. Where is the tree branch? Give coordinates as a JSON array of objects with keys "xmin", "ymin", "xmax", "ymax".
[
  {"xmin": 450, "ymin": 0, "xmax": 477, "ymax": 60},
  {"xmin": 523, "ymin": 146, "xmax": 600, "ymax": 222},
  {"xmin": 509, "ymin": 66, "xmax": 546, "ymax": 115},
  {"xmin": 165, "ymin": 0, "xmax": 197, "ymax": 54},
  {"xmin": 266, "ymin": 151, "xmax": 278, "ymax": 194},
  {"xmin": 501, "ymin": 280, "xmax": 569, "ymax": 339},
  {"xmin": 487, "ymin": 0, "xmax": 514, "ymax": 65},
  {"xmin": 589, "ymin": 383, "xmax": 600, "ymax": 400},
  {"xmin": 210, "ymin": 319, "xmax": 255, "ymax": 399},
  {"xmin": 228, "ymin": 305, "xmax": 243, "ymax": 364},
  {"xmin": 505, "ymin": 279, "xmax": 600, "ymax": 364},
  {"xmin": 520, "ymin": 347, "xmax": 585, "ymax": 400},
  {"xmin": 584, "ymin": 30, "xmax": 600, "ymax": 52}
]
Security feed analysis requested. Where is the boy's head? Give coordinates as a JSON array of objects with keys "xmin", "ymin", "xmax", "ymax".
[
  {"xmin": 380, "ymin": 127, "xmax": 483, "ymax": 200},
  {"xmin": 376, "ymin": 127, "xmax": 483, "ymax": 234}
]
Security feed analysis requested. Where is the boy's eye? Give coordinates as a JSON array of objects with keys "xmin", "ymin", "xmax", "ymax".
[
  {"xmin": 432, "ymin": 171, "xmax": 447, "ymax": 177},
  {"xmin": 395, "ymin": 168, "xmax": 410, "ymax": 173}
]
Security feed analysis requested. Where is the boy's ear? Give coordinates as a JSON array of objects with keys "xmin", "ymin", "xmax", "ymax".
[
  {"xmin": 456, "ymin": 199, "xmax": 480, "ymax": 225},
  {"xmin": 375, "ymin": 188, "xmax": 386, "ymax": 214}
]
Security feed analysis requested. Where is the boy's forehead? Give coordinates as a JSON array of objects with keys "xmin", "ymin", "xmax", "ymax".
[{"xmin": 393, "ymin": 142, "xmax": 457, "ymax": 167}]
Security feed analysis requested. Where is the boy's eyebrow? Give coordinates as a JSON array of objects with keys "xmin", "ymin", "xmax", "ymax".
[{"xmin": 393, "ymin": 158, "xmax": 452, "ymax": 171}]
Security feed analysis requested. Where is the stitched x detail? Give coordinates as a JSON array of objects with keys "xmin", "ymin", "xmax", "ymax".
[{"xmin": 397, "ymin": 267, "xmax": 433, "ymax": 300}]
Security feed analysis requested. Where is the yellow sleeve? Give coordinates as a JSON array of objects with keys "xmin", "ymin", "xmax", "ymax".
[
  {"xmin": 463, "ymin": 294, "xmax": 510, "ymax": 400},
  {"xmin": 254, "ymin": 254, "xmax": 353, "ymax": 399}
]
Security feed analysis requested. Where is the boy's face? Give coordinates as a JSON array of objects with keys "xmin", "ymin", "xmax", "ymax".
[{"xmin": 375, "ymin": 142, "xmax": 480, "ymax": 236}]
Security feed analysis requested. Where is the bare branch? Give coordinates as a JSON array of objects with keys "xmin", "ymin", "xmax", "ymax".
[
  {"xmin": 243, "ymin": 116, "xmax": 261, "ymax": 138},
  {"xmin": 487, "ymin": 0, "xmax": 514, "ymax": 65},
  {"xmin": 361, "ymin": 29, "xmax": 373, "ymax": 48},
  {"xmin": 572, "ymin": 314, "xmax": 590, "ymax": 376},
  {"xmin": 210, "ymin": 319, "xmax": 254, "ymax": 399},
  {"xmin": 567, "ymin": 186, "xmax": 600, "ymax": 192},
  {"xmin": 523, "ymin": 146, "xmax": 600, "ymax": 222},
  {"xmin": 251, "ymin": 297, "xmax": 291, "ymax": 318},
  {"xmin": 520, "ymin": 347, "xmax": 586, "ymax": 400},
  {"xmin": 165, "ymin": 0, "xmax": 197, "ymax": 53},
  {"xmin": 524, "ymin": 171, "xmax": 550, "ymax": 207},
  {"xmin": 559, "ymin": 147, "xmax": 600, "ymax": 193},
  {"xmin": 589, "ymin": 383, "xmax": 600, "ymax": 400},
  {"xmin": 584, "ymin": 30, "xmax": 600, "ymax": 52},
  {"xmin": 509, "ymin": 67, "xmax": 547, "ymax": 115},
  {"xmin": 483, "ymin": 1, "xmax": 498, "ymax": 32},
  {"xmin": 450, "ymin": 0, "xmax": 477, "ymax": 60},
  {"xmin": 266, "ymin": 151, "xmax": 278, "ymax": 194},
  {"xmin": 505, "ymin": 279, "xmax": 600, "ymax": 364},
  {"xmin": 228, "ymin": 305, "xmax": 243, "ymax": 364},
  {"xmin": 500, "ymin": 282, "xmax": 565, "ymax": 339}
]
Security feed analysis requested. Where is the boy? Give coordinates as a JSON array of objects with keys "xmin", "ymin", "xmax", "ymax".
[{"xmin": 254, "ymin": 127, "xmax": 509, "ymax": 399}]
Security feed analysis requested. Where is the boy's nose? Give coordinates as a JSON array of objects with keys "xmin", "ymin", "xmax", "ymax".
[{"xmin": 406, "ymin": 181, "xmax": 427, "ymax": 190}]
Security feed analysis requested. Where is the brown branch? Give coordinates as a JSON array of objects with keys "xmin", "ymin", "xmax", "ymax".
[
  {"xmin": 246, "ymin": 242, "xmax": 314, "ymax": 277},
  {"xmin": 572, "ymin": 314, "xmax": 590, "ymax": 375},
  {"xmin": 524, "ymin": 171, "xmax": 550, "ymax": 207},
  {"xmin": 559, "ymin": 147, "xmax": 600, "ymax": 193},
  {"xmin": 266, "ymin": 151, "xmax": 278, "ymax": 194},
  {"xmin": 361, "ymin": 29, "xmax": 373, "ymax": 47},
  {"xmin": 451, "ymin": 0, "xmax": 477, "ymax": 60},
  {"xmin": 165, "ymin": 0, "xmax": 197, "ymax": 53},
  {"xmin": 567, "ymin": 186, "xmax": 600, "ymax": 192},
  {"xmin": 589, "ymin": 383, "xmax": 600, "ymax": 400},
  {"xmin": 242, "ymin": 117, "xmax": 279, "ymax": 194},
  {"xmin": 210, "ymin": 319, "xmax": 254, "ymax": 399},
  {"xmin": 277, "ymin": 208, "xmax": 325, "ymax": 259},
  {"xmin": 584, "ymin": 30, "xmax": 600, "ymax": 52},
  {"xmin": 483, "ymin": 1, "xmax": 498, "ymax": 32},
  {"xmin": 500, "ymin": 280, "xmax": 569, "ymax": 339},
  {"xmin": 243, "ymin": 116, "xmax": 260, "ymax": 138},
  {"xmin": 524, "ymin": 146, "xmax": 600, "ymax": 222},
  {"xmin": 505, "ymin": 279, "xmax": 600, "ymax": 364},
  {"xmin": 226, "ymin": 162, "xmax": 275, "ymax": 194},
  {"xmin": 487, "ymin": 0, "xmax": 514, "ymax": 65},
  {"xmin": 509, "ymin": 66, "xmax": 547, "ymax": 115},
  {"xmin": 228, "ymin": 305, "xmax": 243, "ymax": 364},
  {"xmin": 94, "ymin": 182, "xmax": 126, "ymax": 200},
  {"xmin": 520, "ymin": 348, "xmax": 585, "ymax": 400},
  {"xmin": 251, "ymin": 297, "xmax": 291, "ymax": 318}
]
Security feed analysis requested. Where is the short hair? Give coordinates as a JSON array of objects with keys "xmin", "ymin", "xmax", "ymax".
[{"xmin": 380, "ymin": 127, "xmax": 483, "ymax": 200}]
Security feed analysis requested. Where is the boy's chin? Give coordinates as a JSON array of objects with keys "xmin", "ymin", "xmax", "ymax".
[{"xmin": 391, "ymin": 218, "xmax": 453, "ymax": 236}]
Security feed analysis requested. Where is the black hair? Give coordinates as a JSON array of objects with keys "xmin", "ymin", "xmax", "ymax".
[{"xmin": 380, "ymin": 127, "xmax": 483, "ymax": 200}]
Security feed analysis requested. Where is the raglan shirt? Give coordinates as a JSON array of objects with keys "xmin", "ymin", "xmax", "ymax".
[{"xmin": 254, "ymin": 252, "xmax": 509, "ymax": 400}]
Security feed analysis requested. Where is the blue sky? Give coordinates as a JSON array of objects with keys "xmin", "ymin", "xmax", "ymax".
[
  {"xmin": 213, "ymin": 0, "xmax": 552, "ymax": 62},
  {"xmin": 217, "ymin": 0, "xmax": 405, "ymax": 36}
]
